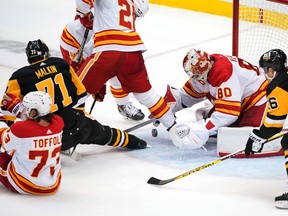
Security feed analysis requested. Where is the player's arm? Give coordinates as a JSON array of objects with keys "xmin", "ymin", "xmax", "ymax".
[
  {"xmin": 0, "ymin": 123, "xmax": 26, "ymax": 153},
  {"xmin": 3, "ymin": 78, "xmax": 23, "ymax": 98},
  {"xmin": 75, "ymin": 0, "xmax": 94, "ymax": 30},
  {"xmin": 0, "ymin": 78, "xmax": 24, "ymax": 124},
  {"xmin": 205, "ymin": 99, "xmax": 240, "ymax": 135},
  {"xmin": 1, "ymin": 92, "xmax": 23, "ymax": 118},
  {"xmin": 166, "ymin": 80, "xmax": 206, "ymax": 113},
  {"xmin": 244, "ymin": 85, "xmax": 288, "ymax": 156},
  {"xmin": 258, "ymin": 86, "xmax": 288, "ymax": 138},
  {"xmin": 0, "ymin": 121, "xmax": 10, "ymax": 150},
  {"xmin": 76, "ymin": 0, "xmax": 93, "ymax": 16},
  {"xmin": 69, "ymin": 66, "xmax": 88, "ymax": 108}
]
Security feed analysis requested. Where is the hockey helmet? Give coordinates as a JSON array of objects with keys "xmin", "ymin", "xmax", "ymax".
[
  {"xmin": 259, "ymin": 49, "xmax": 287, "ymax": 72},
  {"xmin": 134, "ymin": 0, "xmax": 149, "ymax": 18},
  {"xmin": 22, "ymin": 91, "xmax": 52, "ymax": 119},
  {"xmin": 259, "ymin": 49, "xmax": 287, "ymax": 81},
  {"xmin": 183, "ymin": 48, "xmax": 212, "ymax": 81},
  {"xmin": 25, "ymin": 39, "xmax": 50, "ymax": 63}
]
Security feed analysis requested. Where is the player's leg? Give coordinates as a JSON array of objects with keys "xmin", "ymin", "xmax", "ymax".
[
  {"xmin": 275, "ymin": 133, "xmax": 288, "ymax": 209},
  {"xmin": 59, "ymin": 107, "xmax": 147, "ymax": 150},
  {"xmin": 109, "ymin": 77, "xmax": 144, "ymax": 121},
  {"xmin": 0, "ymin": 152, "xmax": 18, "ymax": 193},
  {"xmin": 117, "ymin": 51, "xmax": 176, "ymax": 129}
]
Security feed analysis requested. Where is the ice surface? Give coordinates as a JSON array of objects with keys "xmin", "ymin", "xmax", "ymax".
[{"xmin": 0, "ymin": 1, "xmax": 287, "ymax": 215}]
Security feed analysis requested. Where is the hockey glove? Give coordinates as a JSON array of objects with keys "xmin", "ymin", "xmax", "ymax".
[
  {"xmin": 93, "ymin": 84, "xmax": 106, "ymax": 102},
  {"xmin": 244, "ymin": 129, "xmax": 266, "ymax": 157},
  {"xmin": 1, "ymin": 93, "xmax": 22, "ymax": 117},
  {"xmin": 169, "ymin": 122, "xmax": 209, "ymax": 150},
  {"xmin": 79, "ymin": 12, "xmax": 94, "ymax": 30}
]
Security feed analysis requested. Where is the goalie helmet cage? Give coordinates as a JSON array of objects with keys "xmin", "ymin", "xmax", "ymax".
[{"xmin": 232, "ymin": 0, "xmax": 288, "ymax": 66}]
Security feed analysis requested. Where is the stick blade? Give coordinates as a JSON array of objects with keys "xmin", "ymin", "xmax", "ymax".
[
  {"xmin": 147, "ymin": 177, "xmax": 173, "ymax": 186},
  {"xmin": 147, "ymin": 177, "xmax": 161, "ymax": 185}
]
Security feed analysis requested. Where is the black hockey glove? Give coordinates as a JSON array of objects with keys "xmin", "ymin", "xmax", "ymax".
[{"xmin": 244, "ymin": 129, "xmax": 266, "ymax": 157}]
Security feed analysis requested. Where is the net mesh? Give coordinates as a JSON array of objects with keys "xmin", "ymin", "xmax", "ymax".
[{"xmin": 238, "ymin": 0, "xmax": 288, "ymax": 65}]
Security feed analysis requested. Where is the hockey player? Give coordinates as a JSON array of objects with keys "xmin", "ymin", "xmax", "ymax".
[
  {"xmin": 167, "ymin": 48, "xmax": 268, "ymax": 151},
  {"xmin": 60, "ymin": 0, "xmax": 145, "ymax": 121},
  {"xmin": 244, "ymin": 49, "xmax": 288, "ymax": 209},
  {"xmin": 0, "ymin": 91, "xmax": 63, "ymax": 195},
  {"xmin": 0, "ymin": 39, "xmax": 147, "ymax": 154},
  {"xmin": 75, "ymin": 0, "xmax": 176, "ymax": 131}
]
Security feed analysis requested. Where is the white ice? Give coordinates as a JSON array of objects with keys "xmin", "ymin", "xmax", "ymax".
[{"xmin": 0, "ymin": 1, "xmax": 287, "ymax": 215}]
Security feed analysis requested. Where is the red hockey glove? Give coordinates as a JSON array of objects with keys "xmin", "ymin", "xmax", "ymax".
[
  {"xmin": 1, "ymin": 93, "xmax": 22, "ymax": 117},
  {"xmin": 79, "ymin": 12, "xmax": 94, "ymax": 30},
  {"xmin": 93, "ymin": 85, "xmax": 106, "ymax": 102}
]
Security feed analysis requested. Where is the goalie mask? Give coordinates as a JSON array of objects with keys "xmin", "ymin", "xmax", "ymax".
[
  {"xmin": 183, "ymin": 48, "xmax": 212, "ymax": 81},
  {"xmin": 259, "ymin": 49, "xmax": 287, "ymax": 81},
  {"xmin": 22, "ymin": 91, "xmax": 52, "ymax": 119},
  {"xmin": 134, "ymin": 0, "xmax": 149, "ymax": 18},
  {"xmin": 25, "ymin": 39, "xmax": 50, "ymax": 64}
]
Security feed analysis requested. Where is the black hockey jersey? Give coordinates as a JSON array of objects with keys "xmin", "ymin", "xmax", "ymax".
[
  {"xmin": 259, "ymin": 68, "xmax": 288, "ymax": 138},
  {"xmin": 5, "ymin": 57, "xmax": 87, "ymax": 114}
]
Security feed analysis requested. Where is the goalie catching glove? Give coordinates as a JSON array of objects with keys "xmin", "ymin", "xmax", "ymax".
[
  {"xmin": 244, "ymin": 129, "xmax": 266, "ymax": 157},
  {"xmin": 168, "ymin": 122, "xmax": 209, "ymax": 150}
]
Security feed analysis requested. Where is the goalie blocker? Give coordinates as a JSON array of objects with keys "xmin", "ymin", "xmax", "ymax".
[{"xmin": 217, "ymin": 127, "xmax": 285, "ymax": 158}]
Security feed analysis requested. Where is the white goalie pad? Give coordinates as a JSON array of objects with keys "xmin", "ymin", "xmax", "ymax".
[{"xmin": 217, "ymin": 127, "xmax": 283, "ymax": 158}]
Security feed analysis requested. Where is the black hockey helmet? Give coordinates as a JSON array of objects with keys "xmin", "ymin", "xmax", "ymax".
[
  {"xmin": 25, "ymin": 39, "xmax": 50, "ymax": 63},
  {"xmin": 259, "ymin": 49, "xmax": 287, "ymax": 73}
]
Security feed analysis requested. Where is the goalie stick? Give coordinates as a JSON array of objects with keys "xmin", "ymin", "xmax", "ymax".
[{"xmin": 147, "ymin": 131, "xmax": 286, "ymax": 186}]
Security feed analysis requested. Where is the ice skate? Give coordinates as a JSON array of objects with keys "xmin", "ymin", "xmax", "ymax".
[
  {"xmin": 275, "ymin": 193, "xmax": 288, "ymax": 209},
  {"xmin": 117, "ymin": 102, "xmax": 145, "ymax": 121}
]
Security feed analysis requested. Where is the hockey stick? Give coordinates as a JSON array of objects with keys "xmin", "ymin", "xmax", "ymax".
[
  {"xmin": 147, "ymin": 131, "xmax": 286, "ymax": 186},
  {"xmin": 76, "ymin": 29, "xmax": 93, "ymax": 113},
  {"xmin": 89, "ymin": 95, "xmax": 97, "ymax": 114},
  {"xmin": 76, "ymin": 28, "xmax": 90, "ymax": 63},
  {"xmin": 124, "ymin": 118, "xmax": 155, "ymax": 133}
]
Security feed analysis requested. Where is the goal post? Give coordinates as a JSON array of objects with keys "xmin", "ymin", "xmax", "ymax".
[{"xmin": 232, "ymin": 0, "xmax": 288, "ymax": 65}]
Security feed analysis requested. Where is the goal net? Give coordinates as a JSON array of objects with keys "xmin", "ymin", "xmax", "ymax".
[{"xmin": 232, "ymin": 0, "xmax": 288, "ymax": 65}]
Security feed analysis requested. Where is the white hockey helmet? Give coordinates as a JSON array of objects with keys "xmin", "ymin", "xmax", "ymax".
[
  {"xmin": 134, "ymin": 0, "xmax": 149, "ymax": 18},
  {"xmin": 22, "ymin": 91, "xmax": 52, "ymax": 119},
  {"xmin": 183, "ymin": 48, "xmax": 212, "ymax": 81}
]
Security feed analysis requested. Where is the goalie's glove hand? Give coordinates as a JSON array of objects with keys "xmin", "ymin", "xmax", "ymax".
[
  {"xmin": 244, "ymin": 129, "xmax": 266, "ymax": 157},
  {"xmin": 79, "ymin": 12, "xmax": 94, "ymax": 30},
  {"xmin": 168, "ymin": 122, "xmax": 209, "ymax": 150},
  {"xmin": 92, "ymin": 85, "xmax": 106, "ymax": 102},
  {"xmin": 1, "ymin": 93, "xmax": 22, "ymax": 117}
]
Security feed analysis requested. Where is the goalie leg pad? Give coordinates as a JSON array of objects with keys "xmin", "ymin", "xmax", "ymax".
[
  {"xmin": 163, "ymin": 85, "xmax": 183, "ymax": 113},
  {"xmin": 217, "ymin": 127, "xmax": 283, "ymax": 158}
]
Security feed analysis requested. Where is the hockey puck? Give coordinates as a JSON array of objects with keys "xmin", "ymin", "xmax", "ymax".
[{"xmin": 152, "ymin": 128, "xmax": 158, "ymax": 137}]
